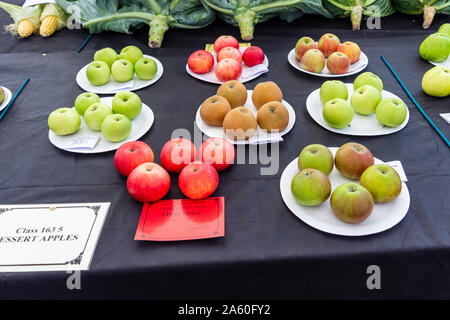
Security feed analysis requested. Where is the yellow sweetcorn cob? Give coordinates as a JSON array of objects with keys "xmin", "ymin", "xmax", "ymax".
[
  {"xmin": 17, "ymin": 18, "xmax": 35, "ymax": 38},
  {"xmin": 39, "ymin": 3, "xmax": 68, "ymax": 38},
  {"xmin": 0, "ymin": 2, "xmax": 42, "ymax": 38},
  {"xmin": 40, "ymin": 14, "xmax": 58, "ymax": 37}
]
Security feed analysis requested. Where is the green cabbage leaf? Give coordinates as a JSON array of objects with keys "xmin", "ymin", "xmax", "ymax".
[{"xmin": 392, "ymin": 0, "xmax": 450, "ymax": 28}]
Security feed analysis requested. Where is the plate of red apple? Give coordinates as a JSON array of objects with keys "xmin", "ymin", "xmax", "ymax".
[
  {"xmin": 280, "ymin": 143, "xmax": 410, "ymax": 236},
  {"xmin": 186, "ymin": 35, "xmax": 269, "ymax": 84},
  {"xmin": 288, "ymin": 33, "xmax": 368, "ymax": 77}
]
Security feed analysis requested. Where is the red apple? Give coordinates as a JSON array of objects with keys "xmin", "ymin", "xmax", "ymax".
[
  {"xmin": 318, "ymin": 33, "xmax": 340, "ymax": 57},
  {"xmin": 327, "ymin": 52, "xmax": 350, "ymax": 75},
  {"xmin": 215, "ymin": 58, "xmax": 242, "ymax": 82},
  {"xmin": 214, "ymin": 35, "xmax": 239, "ymax": 54},
  {"xmin": 160, "ymin": 138, "xmax": 197, "ymax": 173},
  {"xmin": 198, "ymin": 137, "xmax": 235, "ymax": 171},
  {"xmin": 188, "ymin": 50, "xmax": 214, "ymax": 74},
  {"xmin": 179, "ymin": 161, "xmax": 219, "ymax": 199},
  {"xmin": 335, "ymin": 142, "xmax": 374, "ymax": 180},
  {"xmin": 217, "ymin": 46, "xmax": 242, "ymax": 64},
  {"xmin": 127, "ymin": 162, "xmax": 170, "ymax": 202},
  {"xmin": 301, "ymin": 49, "xmax": 325, "ymax": 73},
  {"xmin": 242, "ymin": 46, "xmax": 265, "ymax": 67},
  {"xmin": 295, "ymin": 36, "xmax": 319, "ymax": 61},
  {"xmin": 330, "ymin": 182, "xmax": 374, "ymax": 224},
  {"xmin": 114, "ymin": 141, "xmax": 154, "ymax": 176},
  {"xmin": 336, "ymin": 41, "xmax": 361, "ymax": 64}
]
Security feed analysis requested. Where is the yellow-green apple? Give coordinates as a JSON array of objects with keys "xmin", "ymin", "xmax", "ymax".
[
  {"xmin": 160, "ymin": 138, "xmax": 197, "ymax": 173},
  {"xmin": 419, "ymin": 33, "xmax": 450, "ymax": 63},
  {"xmin": 298, "ymin": 144, "xmax": 334, "ymax": 175},
  {"xmin": 422, "ymin": 66, "xmax": 450, "ymax": 97},
  {"xmin": 335, "ymin": 142, "xmax": 374, "ymax": 180},
  {"xmin": 360, "ymin": 164, "xmax": 402, "ymax": 203},
  {"xmin": 350, "ymin": 85, "xmax": 382, "ymax": 115},
  {"xmin": 214, "ymin": 35, "xmax": 239, "ymax": 54},
  {"xmin": 0, "ymin": 87, "xmax": 4, "ymax": 104},
  {"xmin": 84, "ymin": 102, "xmax": 113, "ymax": 131},
  {"xmin": 134, "ymin": 57, "xmax": 157, "ymax": 80},
  {"xmin": 179, "ymin": 161, "xmax": 219, "ymax": 199},
  {"xmin": 188, "ymin": 50, "xmax": 214, "ymax": 74},
  {"xmin": 94, "ymin": 47, "xmax": 118, "ymax": 67},
  {"xmin": 301, "ymin": 49, "xmax": 325, "ymax": 73},
  {"xmin": 112, "ymin": 91, "xmax": 142, "ymax": 120},
  {"xmin": 327, "ymin": 52, "xmax": 350, "ymax": 75},
  {"xmin": 322, "ymin": 98, "xmax": 354, "ymax": 129},
  {"xmin": 217, "ymin": 46, "xmax": 242, "ymax": 64},
  {"xmin": 48, "ymin": 108, "xmax": 81, "ymax": 136},
  {"xmin": 336, "ymin": 41, "xmax": 361, "ymax": 64},
  {"xmin": 376, "ymin": 97, "xmax": 407, "ymax": 127},
  {"xmin": 320, "ymin": 80, "xmax": 348, "ymax": 105},
  {"xmin": 318, "ymin": 33, "xmax": 340, "ymax": 57},
  {"xmin": 127, "ymin": 162, "xmax": 170, "ymax": 202},
  {"xmin": 353, "ymin": 72, "xmax": 383, "ymax": 92},
  {"xmin": 295, "ymin": 36, "xmax": 319, "ymax": 61},
  {"xmin": 74, "ymin": 92, "xmax": 100, "ymax": 116},
  {"xmin": 119, "ymin": 45, "xmax": 143, "ymax": 65},
  {"xmin": 438, "ymin": 23, "xmax": 450, "ymax": 37},
  {"xmin": 111, "ymin": 59, "xmax": 134, "ymax": 82},
  {"xmin": 86, "ymin": 61, "xmax": 110, "ymax": 86},
  {"xmin": 215, "ymin": 58, "xmax": 242, "ymax": 82},
  {"xmin": 198, "ymin": 137, "xmax": 235, "ymax": 171},
  {"xmin": 291, "ymin": 168, "xmax": 331, "ymax": 206},
  {"xmin": 101, "ymin": 114, "xmax": 132, "ymax": 142},
  {"xmin": 242, "ymin": 46, "xmax": 265, "ymax": 67},
  {"xmin": 330, "ymin": 183, "xmax": 374, "ymax": 224},
  {"xmin": 114, "ymin": 141, "xmax": 154, "ymax": 176}
]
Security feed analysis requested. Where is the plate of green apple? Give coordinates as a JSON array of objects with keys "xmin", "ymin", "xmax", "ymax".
[
  {"xmin": 48, "ymin": 94, "xmax": 154, "ymax": 154},
  {"xmin": 0, "ymin": 86, "xmax": 12, "ymax": 112}
]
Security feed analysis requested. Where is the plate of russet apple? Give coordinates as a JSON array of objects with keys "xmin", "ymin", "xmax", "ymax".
[
  {"xmin": 0, "ymin": 86, "xmax": 12, "ymax": 112},
  {"xmin": 280, "ymin": 143, "xmax": 410, "ymax": 236}
]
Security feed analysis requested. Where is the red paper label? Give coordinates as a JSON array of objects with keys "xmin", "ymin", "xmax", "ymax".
[{"xmin": 134, "ymin": 197, "xmax": 225, "ymax": 241}]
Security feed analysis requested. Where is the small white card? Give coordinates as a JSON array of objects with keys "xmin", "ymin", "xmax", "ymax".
[
  {"xmin": 241, "ymin": 64, "xmax": 269, "ymax": 80},
  {"xmin": 107, "ymin": 79, "xmax": 135, "ymax": 91},
  {"xmin": 440, "ymin": 113, "xmax": 450, "ymax": 125},
  {"xmin": 249, "ymin": 131, "xmax": 284, "ymax": 145},
  {"xmin": 0, "ymin": 203, "xmax": 110, "ymax": 272},
  {"xmin": 66, "ymin": 135, "xmax": 100, "ymax": 149},
  {"xmin": 23, "ymin": 0, "xmax": 55, "ymax": 7},
  {"xmin": 385, "ymin": 161, "xmax": 408, "ymax": 182}
]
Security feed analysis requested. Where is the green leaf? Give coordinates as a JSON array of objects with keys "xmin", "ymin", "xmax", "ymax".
[{"xmin": 392, "ymin": 0, "xmax": 450, "ymax": 15}]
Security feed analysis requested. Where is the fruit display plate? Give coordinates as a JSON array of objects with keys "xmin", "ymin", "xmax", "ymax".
[
  {"xmin": 430, "ymin": 56, "xmax": 450, "ymax": 68},
  {"xmin": 280, "ymin": 148, "xmax": 410, "ymax": 236},
  {"xmin": 287, "ymin": 48, "xmax": 368, "ymax": 77},
  {"xmin": 76, "ymin": 55, "xmax": 164, "ymax": 94},
  {"xmin": 195, "ymin": 90, "xmax": 296, "ymax": 145},
  {"xmin": 48, "ymin": 97, "xmax": 154, "ymax": 153},
  {"xmin": 306, "ymin": 83, "xmax": 409, "ymax": 136},
  {"xmin": 0, "ymin": 86, "xmax": 12, "ymax": 112}
]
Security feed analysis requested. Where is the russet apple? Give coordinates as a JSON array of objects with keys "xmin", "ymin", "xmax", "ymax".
[
  {"xmin": 320, "ymin": 80, "xmax": 348, "ymax": 105},
  {"xmin": 318, "ymin": 33, "xmax": 340, "ymax": 57},
  {"xmin": 86, "ymin": 61, "xmax": 110, "ymax": 86},
  {"xmin": 119, "ymin": 45, "xmax": 143, "ymax": 65},
  {"xmin": 422, "ymin": 66, "xmax": 450, "ymax": 97},
  {"xmin": 330, "ymin": 183, "xmax": 374, "ymax": 224},
  {"xmin": 48, "ymin": 108, "xmax": 81, "ymax": 136},
  {"xmin": 336, "ymin": 41, "xmax": 361, "ymax": 64},
  {"xmin": 74, "ymin": 92, "xmax": 100, "ymax": 116},
  {"xmin": 295, "ymin": 36, "xmax": 318, "ymax": 61},
  {"xmin": 160, "ymin": 138, "xmax": 197, "ymax": 173},
  {"xmin": 111, "ymin": 59, "xmax": 134, "ymax": 83},
  {"xmin": 301, "ymin": 49, "xmax": 325, "ymax": 73},
  {"xmin": 216, "ymin": 80, "xmax": 247, "ymax": 108},
  {"xmin": 298, "ymin": 144, "xmax": 334, "ymax": 176},
  {"xmin": 326, "ymin": 52, "xmax": 350, "ymax": 75},
  {"xmin": 114, "ymin": 141, "xmax": 154, "ymax": 176},
  {"xmin": 112, "ymin": 91, "xmax": 142, "ymax": 120},
  {"xmin": 215, "ymin": 58, "xmax": 242, "ymax": 82},
  {"xmin": 127, "ymin": 162, "xmax": 170, "ymax": 202},
  {"xmin": 188, "ymin": 50, "xmax": 214, "ymax": 74},
  {"xmin": 291, "ymin": 168, "xmax": 331, "ymax": 206},
  {"xmin": 84, "ymin": 102, "xmax": 113, "ymax": 131},
  {"xmin": 322, "ymin": 98, "xmax": 354, "ymax": 129},
  {"xmin": 179, "ymin": 161, "xmax": 219, "ymax": 200},
  {"xmin": 134, "ymin": 57, "xmax": 157, "ymax": 80},
  {"xmin": 94, "ymin": 47, "xmax": 118, "ymax": 67},
  {"xmin": 217, "ymin": 47, "xmax": 242, "ymax": 64},
  {"xmin": 376, "ymin": 97, "xmax": 407, "ymax": 127},
  {"xmin": 198, "ymin": 137, "xmax": 235, "ymax": 171},
  {"xmin": 350, "ymin": 85, "xmax": 382, "ymax": 115},
  {"xmin": 242, "ymin": 46, "xmax": 265, "ymax": 67},
  {"xmin": 214, "ymin": 35, "xmax": 239, "ymax": 54},
  {"xmin": 353, "ymin": 72, "xmax": 383, "ymax": 92},
  {"xmin": 101, "ymin": 114, "xmax": 132, "ymax": 142},
  {"xmin": 335, "ymin": 142, "xmax": 374, "ymax": 180},
  {"xmin": 360, "ymin": 164, "xmax": 402, "ymax": 203}
]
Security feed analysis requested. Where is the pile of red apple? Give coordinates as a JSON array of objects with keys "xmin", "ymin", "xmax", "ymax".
[
  {"xmin": 295, "ymin": 33, "xmax": 361, "ymax": 75},
  {"xmin": 114, "ymin": 137, "xmax": 235, "ymax": 203},
  {"xmin": 188, "ymin": 35, "xmax": 265, "ymax": 82}
]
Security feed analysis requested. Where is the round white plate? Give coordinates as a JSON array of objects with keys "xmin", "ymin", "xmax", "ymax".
[
  {"xmin": 195, "ymin": 90, "xmax": 296, "ymax": 145},
  {"xmin": 306, "ymin": 83, "xmax": 409, "ymax": 136},
  {"xmin": 186, "ymin": 48, "xmax": 269, "ymax": 84},
  {"xmin": 0, "ymin": 86, "xmax": 12, "ymax": 112},
  {"xmin": 76, "ymin": 55, "xmax": 163, "ymax": 94},
  {"xmin": 49, "ymin": 96, "xmax": 154, "ymax": 153},
  {"xmin": 280, "ymin": 147, "xmax": 410, "ymax": 236},
  {"xmin": 430, "ymin": 56, "xmax": 450, "ymax": 68},
  {"xmin": 288, "ymin": 48, "xmax": 368, "ymax": 77}
]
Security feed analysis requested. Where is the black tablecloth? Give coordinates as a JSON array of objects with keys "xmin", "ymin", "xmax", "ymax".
[{"xmin": 0, "ymin": 1, "xmax": 449, "ymax": 299}]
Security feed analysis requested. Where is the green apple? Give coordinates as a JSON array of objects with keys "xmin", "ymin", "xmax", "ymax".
[
  {"xmin": 112, "ymin": 91, "xmax": 142, "ymax": 120},
  {"xmin": 438, "ymin": 23, "xmax": 450, "ymax": 37},
  {"xmin": 298, "ymin": 144, "xmax": 334, "ymax": 175},
  {"xmin": 94, "ymin": 47, "xmax": 118, "ymax": 68},
  {"xmin": 360, "ymin": 164, "xmax": 402, "ymax": 203},
  {"xmin": 376, "ymin": 97, "xmax": 407, "ymax": 127},
  {"xmin": 134, "ymin": 57, "xmax": 157, "ymax": 80},
  {"xmin": 0, "ymin": 87, "xmax": 4, "ymax": 104},
  {"xmin": 291, "ymin": 168, "xmax": 331, "ymax": 206},
  {"xmin": 48, "ymin": 108, "xmax": 81, "ymax": 136},
  {"xmin": 422, "ymin": 66, "xmax": 450, "ymax": 97},
  {"xmin": 84, "ymin": 102, "xmax": 113, "ymax": 131},
  {"xmin": 101, "ymin": 114, "xmax": 132, "ymax": 142},
  {"xmin": 86, "ymin": 61, "xmax": 110, "ymax": 86},
  {"xmin": 119, "ymin": 46, "xmax": 143, "ymax": 65},
  {"xmin": 419, "ymin": 33, "xmax": 450, "ymax": 63},
  {"xmin": 74, "ymin": 92, "xmax": 100, "ymax": 116},
  {"xmin": 330, "ymin": 183, "xmax": 374, "ymax": 224},
  {"xmin": 111, "ymin": 59, "xmax": 134, "ymax": 83},
  {"xmin": 319, "ymin": 80, "xmax": 348, "ymax": 105},
  {"xmin": 353, "ymin": 72, "xmax": 383, "ymax": 92},
  {"xmin": 350, "ymin": 85, "xmax": 382, "ymax": 115},
  {"xmin": 322, "ymin": 98, "xmax": 354, "ymax": 129}
]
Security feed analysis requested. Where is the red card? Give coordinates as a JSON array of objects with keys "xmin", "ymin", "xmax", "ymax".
[{"xmin": 134, "ymin": 197, "xmax": 225, "ymax": 241}]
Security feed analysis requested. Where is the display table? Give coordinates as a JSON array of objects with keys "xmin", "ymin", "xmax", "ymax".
[{"xmin": 0, "ymin": 2, "xmax": 449, "ymax": 299}]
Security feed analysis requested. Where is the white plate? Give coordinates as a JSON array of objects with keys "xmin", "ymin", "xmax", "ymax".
[
  {"xmin": 0, "ymin": 86, "xmax": 12, "ymax": 112},
  {"xmin": 76, "ymin": 55, "xmax": 163, "ymax": 94},
  {"xmin": 287, "ymin": 48, "xmax": 368, "ymax": 77},
  {"xmin": 186, "ymin": 48, "xmax": 269, "ymax": 84},
  {"xmin": 49, "ymin": 97, "xmax": 154, "ymax": 153},
  {"xmin": 430, "ymin": 56, "xmax": 450, "ymax": 68},
  {"xmin": 195, "ymin": 90, "xmax": 296, "ymax": 145},
  {"xmin": 306, "ymin": 83, "xmax": 409, "ymax": 136},
  {"xmin": 280, "ymin": 147, "xmax": 410, "ymax": 236}
]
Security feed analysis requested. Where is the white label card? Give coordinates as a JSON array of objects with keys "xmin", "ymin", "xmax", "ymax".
[
  {"xmin": 385, "ymin": 161, "xmax": 408, "ymax": 182},
  {"xmin": 23, "ymin": 0, "xmax": 55, "ymax": 7},
  {"xmin": 241, "ymin": 64, "xmax": 269, "ymax": 79},
  {"xmin": 440, "ymin": 113, "xmax": 450, "ymax": 125},
  {"xmin": 67, "ymin": 135, "xmax": 100, "ymax": 149}
]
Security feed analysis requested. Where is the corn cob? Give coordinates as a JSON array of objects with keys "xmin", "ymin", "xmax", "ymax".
[
  {"xmin": 40, "ymin": 14, "xmax": 58, "ymax": 37},
  {"xmin": 17, "ymin": 18, "xmax": 35, "ymax": 38},
  {"xmin": 0, "ymin": 1, "xmax": 42, "ymax": 38}
]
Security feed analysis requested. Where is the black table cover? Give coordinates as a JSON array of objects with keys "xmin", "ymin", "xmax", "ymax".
[{"xmin": 0, "ymin": 1, "xmax": 449, "ymax": 299}]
